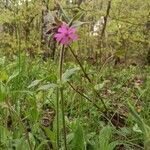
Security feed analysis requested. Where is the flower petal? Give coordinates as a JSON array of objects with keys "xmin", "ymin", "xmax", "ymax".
[
  {"xmin": 68, "ymin": 27, "xmax": 76, "ymax": 34},
  {"xmin": 54, "ymin": 33, "xmax": 64, "ymax": 42},
  {"xmin": 69, "ymin": 34, "xmax": 78, "ymax": 41},
  {"xmin": 58, "ymin": 24, "xmax": 68, "ymax": 33},
  {"xmin": 60, "ymin": 37, "xmax": 69, "ymax": 45},
  {"xmin": 54, "ymin": 23, "xmax": 78, "ymax": 45}
]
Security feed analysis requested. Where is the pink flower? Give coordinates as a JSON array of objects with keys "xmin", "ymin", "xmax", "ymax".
[{"xmin": 54, "ymin": 24, "xmax": 78, "ymax": 45}]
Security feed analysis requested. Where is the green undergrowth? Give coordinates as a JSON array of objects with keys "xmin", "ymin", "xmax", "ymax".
[{"xmin": 0, "ymin": 54, "xmax": 150, "ymax": 150}]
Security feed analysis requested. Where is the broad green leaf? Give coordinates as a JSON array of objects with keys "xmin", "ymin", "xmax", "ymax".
[
  {"xmin": 99, "ymin": 126, "xmax": 112, "ymax": 149},
  {"xmin": 71, "ymin": 21, "xmax": 87, "ymax": 28},
  {"xmin": 28, "ymin": 79, "xmax": 42, "ymax": 89},
  {"xmin": 37, "ymin": 83, "xmax": 57, "ymax": 91},
  {"xmin": 62, "ymin": 67, "xmax": 80, "ymax": 83},
  {"xmin": 72, "ymin": 121, "xmax": 85, "ymax": 150}
]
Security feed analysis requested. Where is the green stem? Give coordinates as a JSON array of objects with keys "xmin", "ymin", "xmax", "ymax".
[
  {"xmin": 68, "ymin": 46, "xmax": 108, "ymax": 112},
  {"xmin": 59, "ymin": 45, "xmax": 67, "ymax": 150},
  {"xmin": 56, "ymin": 87, "xmax": 60, "ymax": 149},
  {"xmin": 67, "ymin": 81, "xmax": 111, "ymax": 123},
  {"xmin": 60, "ymin": 87, "xmax": 67, "ymax": 150},
  {"xmin": 17, "ymin": 21, "xmax": 21, "ymax": 75},
  {"xmin": 68, "ymin": 46, "xmax": 91, "ymax": 83}
]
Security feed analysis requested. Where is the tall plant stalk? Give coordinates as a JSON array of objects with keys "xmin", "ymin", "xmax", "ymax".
[
  {"xmin": 56, "ymin": 87, "xmax": 60, "ymax": 149},
  {"xmin": 17, "ymin": 22, "xmax": 21, "ymax": 75},
  {"xmin": 59, "ymin": 45, "xmax": 67, "ymax": 150}
]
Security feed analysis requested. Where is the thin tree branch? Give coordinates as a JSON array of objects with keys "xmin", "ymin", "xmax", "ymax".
[{"xmin": 100, "ymin": 0, "xmax": 112, "ymax": 39}]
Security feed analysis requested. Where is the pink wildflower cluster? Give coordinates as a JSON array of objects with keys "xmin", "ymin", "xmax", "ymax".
[{"xmin": 54, "ymin": 24, "xmax": 78, "ymax": 45}]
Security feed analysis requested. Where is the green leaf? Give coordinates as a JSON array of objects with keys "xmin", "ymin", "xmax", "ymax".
[
  {"xmin": 94, "ymin": 83, "xmax": 105, "ymax": 91},
  {"xmin": 36, "ymin": 140, "xmax": 49, "ymax": 150},
  {"xmin": 0, "ymin": 71, "xmax": 8, "ymax": 82},
  {"xmin": 72, "ymin": 121, "xmax": 85, "ymax": 150},
  {"xmin": 128, "ymin": 102, "xmax": 150, "ymax": 149},
  {"xmin": 29, "ymin": 107, "xmax": 39, "ymax": 122},
  {"xmin": 0, "ymin": 125, "xmax": 10, "ymax": 142},
  {"xmin": 86, "ymin": 143, "xmax": 95, "ymax": 150},
  {"xmin": 62, "ymin": 67, "xmax": 80, "ymax": 83},
  {"xmin": 56, "ymin": 1, "xmax": 70, "ymax": 22},
  {"xmin": 15, "ymin": 137, "xmax": 30, "ymax": 150},
  {"xmin": 71, "ymin": 21, "xmax": 87, "ymax": 28},
  {"xmin": 69, "ymin": 12, "xmax": 84, "ymax": 26},
  {"xmin": 0, "ymin": 84, "xmax": 7, "ymax": 102},
  {"xmin": 28, "ymin": 79, "xmax": 42, "ymax": 89},
  {"xmin": 43, "ymin": 127, "xmax": 56, "ymax": 141},
  {"xmin": 127, "ymin": 102, "xmax": 146, "ymax": 133},
  {"xmin": 107, "ymin": 141, "xmax": 120, "ymax": 150},
  {"xmin": 42, "ymin": 127, "xmax": 56, "ymax": 149},
  {"xmin": 7, "ymin": 70, "xmax": 19, "ymax": 84},
  {"xmin": 37, "ymin": 83, "xmax": 57, "ymax": 91},
  {"xmin": 98, "ymin": 126, "xmax": 112, "ymax": 149},
  {"xmin": 133, "ymin": 124, "xmax": 142, "ymax": 133}
]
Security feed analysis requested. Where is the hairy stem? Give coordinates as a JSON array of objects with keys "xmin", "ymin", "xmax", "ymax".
[{"xmin": 59, "ymin": 45, "xmax": 67, "ymax": 150}]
